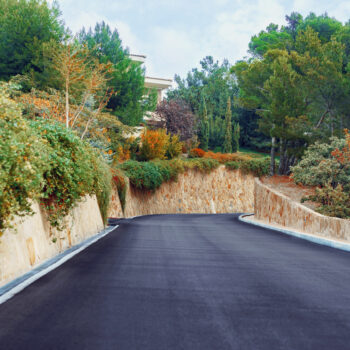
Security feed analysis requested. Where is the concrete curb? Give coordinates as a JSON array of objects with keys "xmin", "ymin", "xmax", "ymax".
[
  {"xmin": 239, "ymin": 214, "xmax": 350, "ymax": 253},
  {"xmin": 0, "ymin": 225, "xmax": 118, "ymax": 305}
]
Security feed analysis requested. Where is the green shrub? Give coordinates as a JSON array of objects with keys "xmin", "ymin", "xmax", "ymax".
[
  {"xmin": 293, "ymin": 134, "xmax": 350, "ymax": 219},
  {"xmin": 166, "ymin": 134, "xmax": 183, "ymax": 159},
  {"xmin": 117, "ymin": 158, "xmax": 220, "ymax": 192},
  {"xmin": 291, "ymin": 138, "xmax": 348, "ymax": 187},
  {"xmin": 302, "ymin": 183, "xmax": 350, "ymax": 219},
  {"xmin": 239, "ymin": 158, "xmax": 271, "ymax": 177},
  {"xmin": 0, "ymin": 91, "xmax": 49, "ymax": 233},
  {"xmin": 118, "ymin": 160, "xmax": 164, "ymax": 191},
  {"xmin": 225, "ymin": 161, "xmax": 240, "ymax": 170},
  {"xmin": 30, "ymin": 119, "xmax": 111, "ymax": 227},
  {"xmin": 183, "ymin": 158, "xmax": 220, "ymax": 172}
]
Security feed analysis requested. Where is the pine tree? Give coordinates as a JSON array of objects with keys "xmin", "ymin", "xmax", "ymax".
[
  {"xmin": 223, "ymin": 97, "xmax": 232, "ymax": 153},
  {"xmin": 232, "ymin": 122, "xmax": 240, "ymax": 152}
]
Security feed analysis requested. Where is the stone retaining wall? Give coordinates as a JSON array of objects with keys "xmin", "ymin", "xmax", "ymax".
[
  {"xmin": 1, "ymin": 167, "xmax": 255, "ymax": 287},
  {"xmin": 254, "ymin": 178, "xmax": 350, "ymax": 241},
  {"xmin": 0, "ymin": 196, "xmax": 104, "ymax": 286},
  {"xmin": 109, "ymin": 166, "xmax": 255, "ymax": 218}
]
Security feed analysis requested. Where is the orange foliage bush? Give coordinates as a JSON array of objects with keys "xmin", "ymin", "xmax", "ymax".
[
  {"xmin": 140, "ymin": 129, "xmax": 169, "ymax": 160},
  {"xmin": 190, "ymin": 148, "xmax": 205, "ymax": 157},
  {"xmin": 19, "ymin": 93, "xmax": 66, "ymax": 123},
  {"xmin": 203, "ymin": 151, "xmax": 252, "ymax": 163}
]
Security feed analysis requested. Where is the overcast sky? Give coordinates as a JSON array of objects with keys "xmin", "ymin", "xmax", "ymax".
[{"xmin": 54, "ymin": 0, "xmax": 350, "ymax": 81}]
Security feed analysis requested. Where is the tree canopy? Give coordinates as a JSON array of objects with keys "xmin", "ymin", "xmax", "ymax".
[
  {"xmin": 78, "ymin": 22, "xmax": 157, "ymax": 126},
  {"xmin": 0, "ymin": 0, "xmax": 66, "ymax": 81}
]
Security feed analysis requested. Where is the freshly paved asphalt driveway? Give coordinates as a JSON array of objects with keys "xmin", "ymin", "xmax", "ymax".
[{"xmin": 1, "ymin": 214, "xmax": 350, "ymax": 350}]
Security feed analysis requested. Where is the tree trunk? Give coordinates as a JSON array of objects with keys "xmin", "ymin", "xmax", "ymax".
[
  {"xmin": 270, "ymin": 136, "xmax": 276, "ymax": 176},
  {"xmin": 278, "ymin": 139, "xmax": 290, "ymax": 175},
  {"xmin": 65, "ymin": 78, "xmax": 69, "ymax": 128}
]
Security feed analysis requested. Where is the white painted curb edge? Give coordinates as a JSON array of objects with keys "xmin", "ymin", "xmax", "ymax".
[
  {"xmin": 0, "ymin": 225, "xmax": 118, "ymax": 305},
  {"xmin": 239, "ymin": 214, "xmax": 350, "ymax": 253}
]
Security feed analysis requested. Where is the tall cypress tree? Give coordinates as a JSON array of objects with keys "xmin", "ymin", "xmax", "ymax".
[
  {"xmin": 232, "ymin": 122, "xmax": 240, "ymax": 152},
  {"xmin": 199, "ymin": 95, "xmax": 209, "ymax": 151},
  {"xmin": 223, "ymin": 97, "xmax": 232, "ymax": 153}
]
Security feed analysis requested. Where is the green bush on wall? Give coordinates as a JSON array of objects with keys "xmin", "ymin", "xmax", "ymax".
[
  {"xmin": 0, "ymin": 89, "xmax": 112, "ymax": 232},
  {"xmin": 0, "ymin": 91, "xmax": 49, "ymax": 234},
  {"xmin": 225, "ymin": 158, "xmax": 272, "ymax": 177},
  {"xmin": 118, "ymin": 158, "xmax": 220, "ymax": 192},
  {"xmin": 30, "ymin": 119, "xmax": 112, "ymax": 227}
]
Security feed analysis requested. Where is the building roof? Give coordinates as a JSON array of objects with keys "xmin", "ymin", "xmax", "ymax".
[
  {"xmin": 145, "ymin": 76, "xmax": 173, "ymax": 90},
  {"xmin": 129, "ymin": 54, "xmax": 146, "ymax": 63}
]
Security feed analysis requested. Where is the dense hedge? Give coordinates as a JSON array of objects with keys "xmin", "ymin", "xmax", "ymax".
[
  {"xmin": 117, "ymin": 158, "xmax": 220, "ymax": 191},
  {"xmin": 225, "ymin": 157, "xmax": 272, "ymax": 177},
  {"xmin": 0, "ymin": 90, "xmax": 111, "ymax": 232},
  {"xmin": 117, "ymin": 156, "xmax": 271, "ymax": 194}
]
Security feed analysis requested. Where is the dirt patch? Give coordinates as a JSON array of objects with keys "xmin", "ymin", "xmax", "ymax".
[{"xmin": 261, "ymin": 176, "xmax": 319, "ymax": 211}]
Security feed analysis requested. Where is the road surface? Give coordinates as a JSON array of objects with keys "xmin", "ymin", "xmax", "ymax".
[{"xmin": 1, "ymin": 214, "xmax": 350, "ymax": 349}]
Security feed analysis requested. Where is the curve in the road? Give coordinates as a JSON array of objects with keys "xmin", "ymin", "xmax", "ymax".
[{"xmin": 0, "ymin": 214, "xmax": 350, "ymax": 350}]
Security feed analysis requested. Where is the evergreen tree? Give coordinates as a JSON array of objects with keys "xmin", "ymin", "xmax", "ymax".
[
  {"xmin": 199, "ymin": 95, "xmax": 209, "ymax": 151},
  {"xmin": 233, "ymin": 122, "xmax": 240, "ymax": 152},
  {"xmin": 0, "ymin": 0, "xmax": 66, "ymax": 82},
  {"xmin": 223, "ymin": 97, "xmax": 232, "ymax": 153},
  {"xmin": 78, "ymin": 22, "xmax": 157, "ymax": 126}
]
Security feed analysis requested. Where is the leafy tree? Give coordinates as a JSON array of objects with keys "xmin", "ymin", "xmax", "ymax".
[
  {"xmin": 0, "ymin": 0, "xmax": 66, "ymax": 81},
  {"xmin": 155, "ymin": 99, "xmax": 195, "ymax": 141},
  {"xmin": 44, "ymin": 41, "xmax": 114, "ymax": 139},
  {"xmin": 167, "ymin": 56, "xmax": 248, "ymax": 151},
  {"xmin": 223, "ymin": 97, "xmax": 232, "ymax": 153},
  {"xmin": 233, "ymin": 48, "xmax": 309, "ymax": 174},
  {"xmin": 234, "ymin": 23, "xmax": 350, "ymax": 174},
  {"xmin": 78, "ymin": 22, "xmax": 157, "ymax": 126}
]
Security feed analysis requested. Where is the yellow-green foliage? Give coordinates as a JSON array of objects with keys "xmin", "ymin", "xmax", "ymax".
[
  {"xmin": 139, "ymin": 129, "xmax": 184, "ymax": 161},
  {"xmin": 166, "ymin": 134, "xmax": 183, "ymax": 159}
]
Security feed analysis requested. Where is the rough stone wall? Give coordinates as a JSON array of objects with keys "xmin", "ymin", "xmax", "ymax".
[
  {"xmin": 255, "ymin": 178, "xmax": 350, "ymax": 241},
  {"xmin": 0, "ymin": 196, "xmax": 104, "ymax": 286},
  {"xmin": 109, "ymin": 166, "xmax": 255, "ymax": 218}
]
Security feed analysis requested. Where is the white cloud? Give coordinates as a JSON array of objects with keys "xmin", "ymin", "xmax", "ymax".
[
  {"xmin": 208, "ymin": 0, "xmax": 286, "ymax": 63},
  {"xmin": 57, "ymin": 0, "xmax": 350, "ymax": 79},
  {"xmin": 145, "ymin": 27, "xmax": 204, "ymax": 78}
]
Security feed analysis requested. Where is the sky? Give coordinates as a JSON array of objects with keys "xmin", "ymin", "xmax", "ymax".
[{"xmin": 53, "ymin": 0, "xmax": 350, "ymax": 81}]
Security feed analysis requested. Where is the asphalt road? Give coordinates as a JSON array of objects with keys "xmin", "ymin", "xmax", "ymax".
[{"xmin": 1, "ymin": 214, "xmax": 350, "ymax": 350}]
